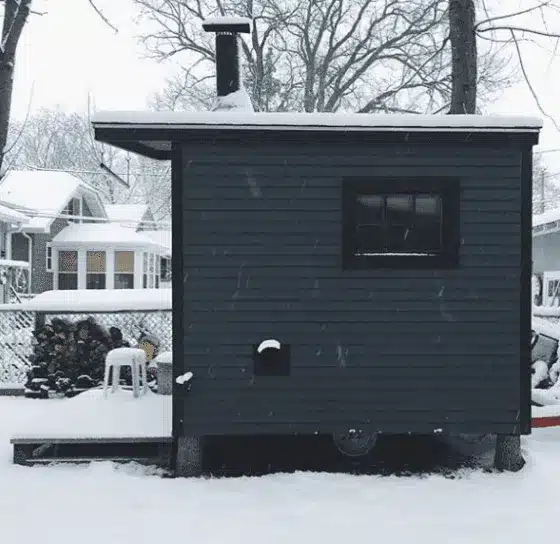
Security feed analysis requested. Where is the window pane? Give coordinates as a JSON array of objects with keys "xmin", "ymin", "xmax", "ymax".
[
  {"xmin": 415, "ymin": 195, "xmax": 440, "ymax": 217},
  {"xmin": 355, "ymin": 225, "xmax": 384, "ymax": 255},
  {"xmin": 115, "ymin": 251, "xmax": 134, "ymax": 273},
  {"xmin": 87, "ymin": 251, "xmax": 106, "ymax": 273},
  {"xmin": 143, "ymin": 252, "xmax": 148, "ymax": 273},
  {"xmin": 156, "ymin": 256, "xmax": 161, "ymax": 275},
  {"xmin": 149, "ymin": 253, "xmax": 155, "ymax": 273},
  {"xmin": 86, "ymin": 273, "xmax": 106, "ymax": 290},
  {"xmin": 143, "ymin": 275, "xmax": 148, "ymax": 289},
  {"xmin": 59, "ymin": 251, "xmax": 78, "ymax": 272},
  {"xmin": 386, "ymin": 195, "xmax": 413, "ymax": 224},
  {"xmin": 356, "ymin": 195, "xmax": 383, "ymax": 223},
  {"xmin": 58, "ymin": 273, "xmax": 77, "ymax": 290},
  {"xmin": 115, "ymin": 273, "xmax": 134, "ymax": 289}
]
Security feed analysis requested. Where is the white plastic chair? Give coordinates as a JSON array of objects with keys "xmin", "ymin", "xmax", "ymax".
[{"xmin": 103, "ymin": 347, "xmax": 148, "ymax": 398}]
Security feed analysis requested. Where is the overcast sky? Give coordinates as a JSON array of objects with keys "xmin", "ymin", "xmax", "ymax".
[{"xmin": 12, "ymin": 0, "xmax": 560, "ymax": 172}]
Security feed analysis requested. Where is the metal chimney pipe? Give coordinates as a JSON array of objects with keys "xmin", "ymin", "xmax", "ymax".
[{"xmin": 202, "ymin": 17, "xmax": 251, "ymax": 98}]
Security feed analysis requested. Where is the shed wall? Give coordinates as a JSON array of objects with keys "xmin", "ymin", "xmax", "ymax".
[{"xmin": 177, "ymin": 140, "xmax": 526, "ymax": 436}]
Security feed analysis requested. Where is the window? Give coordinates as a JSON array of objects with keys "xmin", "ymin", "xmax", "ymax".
[
  {"xmin": 63, "ymin": 197, "xmax": 82, "ymax": 223},
  {"xmin": 342, "ymin": 178, "xmax": 459, "ymax": 269},
  {"xmin": 148, "ymin": 253, "xmax": 155, "ymax": 288},
  {"xmin": 58, "ymin": 250, "xmax": 78, "ymax": 290},
  {"xmin": 155, "ymin": 255, "xmax": 161, "ymax": 288},
  {"xmin": 86, "ymin": 251, "xmax": 106, "ymax": 289},
  {"xmin": 115, "ymin": 251, "xmax": 134, "ymax": 289},
  {"xmin": 161, "ymin": 257, "xmax": 172, "ymax": 282},
  {"xmin": 543, "ymin": 272, "xmax": 560, "ymax": 306},
  {"xmin": 46, "ymin": 243, "xmax": 53, "ymax": 272},
  {"xmin": 143, "ymin": 252, "xmax": 148, "ymax": 288}
]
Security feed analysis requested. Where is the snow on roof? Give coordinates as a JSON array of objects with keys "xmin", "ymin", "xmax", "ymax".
[
  {"xmin": 105, "ymin": 204, "xmax": 150, "ymax": 229},
  {"xmin": 534, "ymin": 208, "xmax": 560, "ymax": 228},
  {"xmin": 203, "ymin": 15, "xmax": 252, "ymax": 26},
  {"xmin": 212, "ymin": 89, "xmax": 254, "ymax": 113},
  {"xmin": 52, "ymin": 223, "xmax": 168, "ymax": 251},
  {"xmin": 142, "ymin": 229, "xmax": 172, "ymax": 256},
  {"xmin": 0, "ymin": 288, "xmax": 171, "ymax": 312},
  {"xmin": 92, "ymin": 111, "xmax": 543, "ymax": 133},
  {"xmin": 0, "ymin": 202, "xmax": 28, "ymax": 223},
  {"xmin": 0, "ymin": 170, "xmax": 101, "ymax": 232}
]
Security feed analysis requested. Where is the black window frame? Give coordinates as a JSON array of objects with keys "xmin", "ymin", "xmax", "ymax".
[{"xmin": 342, "ymin": 177, "xmax": 460, "ymax": 269}]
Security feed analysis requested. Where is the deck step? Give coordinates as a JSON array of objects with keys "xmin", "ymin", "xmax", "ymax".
[
  {"xmin": 25, "ymin": 457, "xmax": 158, "ymax": 465},
  {"xmin": 12, "ymin": 436, "xmax": 173, "ymax": 468}
]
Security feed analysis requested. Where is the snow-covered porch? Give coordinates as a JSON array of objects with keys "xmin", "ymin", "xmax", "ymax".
[{"xmin": 51, "ymin": 223, "xmax": 168, "ymax": 290}]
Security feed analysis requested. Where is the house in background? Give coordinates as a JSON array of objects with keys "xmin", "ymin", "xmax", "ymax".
[
  {"xmin": 532, "ymin": 208, "xmax": 560, "ymax": 305},
  {"xmin": 0, "ymin": 201, "xmax": 31, "ymax": 302},
  {"xmin": 106, "ymin": 203, "xmax": 172, "ymax": 288},
  {"xmin": 0, "ymin": 170, "xmax": 168, "ymax": 295},
  {"xmin": 51, "ymin": 223, "xmax": 166, "ymax": 289},
  {"xmin": 105, "ymin": 203, "xmax": 155, "ymax": 231}
]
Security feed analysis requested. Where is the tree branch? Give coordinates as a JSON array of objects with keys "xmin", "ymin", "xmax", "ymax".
[
  {"xmin": 88, "ymin": 0, "xmax": 118, "ymax": 33},
  {"xmin": 477, "ymin": 25, "xmax": 560, "ymax": 39},
  {"xmin": 509, "ymin": 28, "xmax": 560, "ymax": 131},
  {"xmin": 474, "ymin": 2, "xmax": 553, "ymax": 30}
]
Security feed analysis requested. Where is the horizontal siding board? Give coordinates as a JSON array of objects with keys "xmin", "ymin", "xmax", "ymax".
[
  {"xmin": 184, "ymin": 321, "xmax": 518, "ymax": 335},
  {"xmin": 179, "ymin": 141, "xmax": 525, "ymax": 434}
]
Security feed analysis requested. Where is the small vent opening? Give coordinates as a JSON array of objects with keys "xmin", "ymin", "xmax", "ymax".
[{"xmin": 253, "ymin": 339, "xmax": 290, "ymax": 376}]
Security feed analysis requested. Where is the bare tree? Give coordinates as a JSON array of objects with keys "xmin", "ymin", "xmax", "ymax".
[
  {"xmin": 0, "ymin": 0, "xmax": 32, "ymax": 174},
  {"xmin": 5, "ymin": 108, "xmax": 172, "ymax": 220},
  {"xmin": 0, "ymin": 0, "xmax": 120, "ymax": 175},
  {"xmin": 533, "ymin": 152, "xmax": 560, "ymax": 214},
  {"xmin": 449, "ymin": 0, "xmax": 560, "ymax": 116},
  {"xmin": 136, "ymin": 0, "xmax": 509, "ymax": 114}
]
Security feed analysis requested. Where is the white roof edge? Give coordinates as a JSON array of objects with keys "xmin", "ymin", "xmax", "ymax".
[{"xmin": 92, "ymin": 111, "xmax": 543, "ymax": 132}]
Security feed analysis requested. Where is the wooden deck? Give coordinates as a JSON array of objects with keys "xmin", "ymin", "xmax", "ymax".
[{"xmin": 11, "ymin": 436, "xmax": 174, "ymax": 468}]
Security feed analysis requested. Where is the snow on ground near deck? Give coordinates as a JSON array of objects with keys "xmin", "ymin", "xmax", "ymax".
[
  {"xmin": 0, "ymin": 395, "xmax": 560, "ymax": 544},
  {"xmin": 7, "ymin": 388, "xmax": 171, "ymax": 439}
]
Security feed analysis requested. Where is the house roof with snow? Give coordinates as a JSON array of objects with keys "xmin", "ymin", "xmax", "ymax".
[
  {"xmin": 92, "ymin": 111, "xmax": 543, "ymax": 159},
  {"xmin": 0, "ymin": 202, "xmax": 29, "ymax": 224},
  {"xmin": 105, "ymin": 204, "xmax": 152, "ymax": 230},
  {"xmin": 142, "ymin": 229, "xmax": 172, "ymax": 256},
  {"xmin": 534, "ymin": 208, "xmax": 560, "ymax": 229},
  {"xmin": 0, "ymin": 170, "xmax": 107, "ymax": 233},
  {"xmin": 51, "ymin": 223, "xmax": 168, "ymax": 252}
]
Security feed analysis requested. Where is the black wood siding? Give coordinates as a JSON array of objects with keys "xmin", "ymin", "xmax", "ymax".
[{"xmin": 177, "ymin": 140, "xmax": 526, "ymax": 436}]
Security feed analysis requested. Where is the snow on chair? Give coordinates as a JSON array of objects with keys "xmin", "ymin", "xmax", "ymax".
[{"xmin": 103, "ymin": 347, "xmax": 148, "ymax": 398}]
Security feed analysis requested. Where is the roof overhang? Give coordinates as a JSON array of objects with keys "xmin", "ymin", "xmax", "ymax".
[{"xmin": 92, "ymin": 111, "xmax": 543, "ymax": 160}]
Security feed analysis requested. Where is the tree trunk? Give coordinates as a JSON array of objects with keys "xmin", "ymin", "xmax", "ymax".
[
  {"xmin": 0, "ymin": 0, "xmax": 32, "ymax": 174},
  {"xmin": 448, "ymin": 0, "xmax": 477, "ymax": 114}
]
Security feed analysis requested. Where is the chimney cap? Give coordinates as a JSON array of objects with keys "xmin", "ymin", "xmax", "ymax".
[{"xmin": 202, "ymin": 16, "xmax": 251, "ymax": 34}]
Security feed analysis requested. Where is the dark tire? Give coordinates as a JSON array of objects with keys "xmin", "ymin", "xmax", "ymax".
[{"xmin": 175, "ymin": 436, "xmax": 203, "ymax": 477}]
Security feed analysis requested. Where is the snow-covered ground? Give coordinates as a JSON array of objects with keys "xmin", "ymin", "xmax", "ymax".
[{"xmin": 1, "ymin": 393, "xmax": 560, "ymax": 544}]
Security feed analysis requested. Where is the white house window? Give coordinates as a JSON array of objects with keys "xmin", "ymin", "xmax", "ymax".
[
  {"xmin": 143, "ymin": 252, "xmax": 148, "ymax": 288},
  {"xmin": 86, "ymin": 251, "xmax": 106, "ymax": 289},
  {"xmin": 155, "ymin": 255, "xmax": 161, "ymax": 288},
  {"xmin": 161, "ymin": 257, "xmax": 171, "ymax": 282},
  {"xmin": 115, "ymin": 251, "xmax": 134, "ymax": 289},
  {"xmin": 58, "ymin": 250, "xmax": 78, "ymax": 290},
  {"xmin": 148, "ymin": 253, "xmax": 155, "ymax": 288},
  {"xmin": 544, "ymin": 271, "xmax": 560, "ymax": 306},
  {"xmin": 63, "ymin": 197, "xmax": 83, "ymax": 223},
  {"xmin": 46, "ymin": 243, "xmax": 53, "ymax": 272}
]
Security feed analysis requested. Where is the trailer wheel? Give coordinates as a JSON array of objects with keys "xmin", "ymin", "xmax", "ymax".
[{"xmin": 332, "ymin": 429, "xmax": 378, "ymax": 458}]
